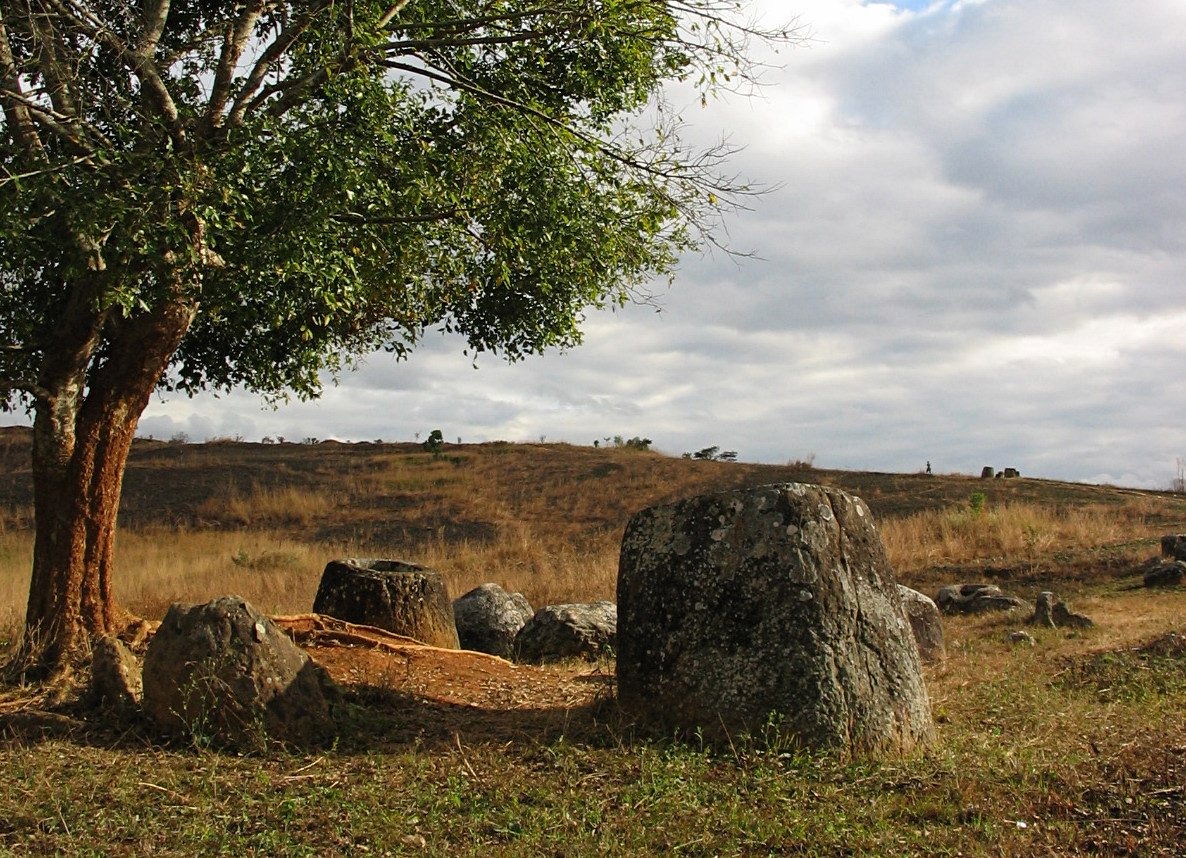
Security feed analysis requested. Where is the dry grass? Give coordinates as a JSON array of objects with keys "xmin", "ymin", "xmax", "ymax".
[
  {"xmin": 111, "ymin": 529, "xmax": 326, "ymax": 619},
  {"xmin": 880, "ymin": 498, "xmax": 1163, "ymax": 573},
  {"xmin": 417, "ymin": 525, "xmax": 620, "ymax": 608},
  {"xmin": 194, "ymin": 483, "xmax": 342, "ymax": 527},
  {"xmin": 1, "ymin": 440, "xmax": 1184, "ymax": 639}
]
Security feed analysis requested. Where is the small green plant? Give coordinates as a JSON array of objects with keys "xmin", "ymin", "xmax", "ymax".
[{"xmin": 969, "ymin": 491, "xmax": 987, "ymax": 514}]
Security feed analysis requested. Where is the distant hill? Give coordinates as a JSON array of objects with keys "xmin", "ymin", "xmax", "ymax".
[{"xmin": 3, "ymin": 426, "xmax": 1183, "ymax": 542}]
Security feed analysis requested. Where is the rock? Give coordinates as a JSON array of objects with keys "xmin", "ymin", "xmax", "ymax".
[
  {"xmin": 453, "ymin": 583, "xmax": 534, "ymax": 658},
  {"xmin": 617, "ymin": 482, "xmax": 933, "ymax": 757},
  {"xmin": 1009, "ymin": 630, "xmax": 1036, "ymax": 646},
  {"xmin": 1144, "ymin": 561, "xmax": 1186, "ymax": 588},
  {"xmin": 980, "ymin": 466, "xmax": 995, "ymax": 479},
  {"xmin": 313, "ymin": 558, "xmax": 459, "ymax": 648},
  {"xmin": 1052, "ymin": 600, "xmax": 1094, "ymax": 629},
  {"xmin": 935, "ymin": 583, "xmax": 1031, "ymax": 615},
  {"xmin": 898, "ymin": 585, "xmax": 946, "ymax": 663},
  {"xmin": 1161, "ymin": 535, "xmax": 1186, "ymax": 562},
  {"xmin": 1031, "ymin": 591, "xmax": 1057, "ymax": 628},
  {"xmin": 87, "ymin": 635, "xmax": 142, "ymax": 711},
  {"xmin": 142, "ymin": 596, "xmax": 336, "ymax": 750},
  {"xmin": 1031, "ymin": 591, "xmax": 1094, "ymax": 628},
  {"xmin": 1002, "ymin": 468, "xmax": 1021, "ymax": 479},
  {"xmin": 513, "ymin": 602, "xmax": 617, "ymax": 664}
]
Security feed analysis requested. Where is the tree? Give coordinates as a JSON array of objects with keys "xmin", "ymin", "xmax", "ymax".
[
  {"xmin": 0, "ymin": 0, "xmax": 797, "ymax": 679},
  {"xmin": 422, "ymin": 428, "xmax": 444, "ymax": 454}
]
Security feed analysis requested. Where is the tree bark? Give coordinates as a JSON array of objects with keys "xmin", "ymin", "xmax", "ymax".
[{"xmin": 17, "ymin": 296, "xmax": 199, "ymax": 680}]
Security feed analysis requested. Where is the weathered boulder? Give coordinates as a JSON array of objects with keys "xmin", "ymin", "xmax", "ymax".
[
  {"xmin": 313, "ymin": 558, "xmax": 459, "ymax": 648},
  {"xmin": 87, "ymin": 635, "xmax": 142, "ymax": 711},
  {"xmin": 1030, "ymin": 591, "xmax": 1094, "ymax": 629},
  {"xmin": 453, "ymin": 583, "xmax": 534, "ymax": 658},
  {"xmin": 513, "ymin": 602, "xmax": 617, "ymax": 664},
  {"xmin": 935, "ymin": 583, "xmax": 1030, "ymax": 615},
  {"xmin": 1009, "ymin": 630, "xmax": 1036, "ymax": 646},
  {"xmin": 142, "ymin": 596, "xmax": 335, "ymax": 750},
  {"xmin": 617, "ymin": 482, "xmax": 933, "ymax": 757},
  {"xmin": 897, "ymin": 585, "xmax": 946, "ymax": 663},
  {"xmin": 1144, "ymin": 561, "xmax": 1185, "ymax": 588},
  {"xmin": 1161, "ymin": 534, "xmax": 1186, "ymax": 562},
  {"xmin": 980, "ymin": 466, "xmax": 995, "ymax": 479}
]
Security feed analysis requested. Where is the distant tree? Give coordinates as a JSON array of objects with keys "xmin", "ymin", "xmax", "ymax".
[
  {"xmin": 717, "ymin": 450, "xmax": 737, "ymax": 462},
  {"xmin": 693, "ymin": 446, "xmax": 721, "ymax": 460},
  {"xmin": 0, "ymin": 1, "xmax": 799, "ymax": 679},
  {"xmin": 422, "ymin": 429, "xmax": 444, "ymax": 454}
]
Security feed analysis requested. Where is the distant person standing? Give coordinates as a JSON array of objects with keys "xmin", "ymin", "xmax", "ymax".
[{"xmin": 926, "ymin": 461, "xmax": 932, "ymax": 475}]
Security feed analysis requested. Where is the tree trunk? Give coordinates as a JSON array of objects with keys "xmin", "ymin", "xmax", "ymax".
[{"xmin": 17, "ymin": 297, "xmax": 199, "ymax": 681}]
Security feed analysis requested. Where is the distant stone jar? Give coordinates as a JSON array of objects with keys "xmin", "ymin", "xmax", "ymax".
[
  {"xmin": 313, "ymin": 559, "xmax": 460, "ymax": 649},
  {"xmin": 617, "ymin": 482, "xmax": 933, "ymax": 758}
]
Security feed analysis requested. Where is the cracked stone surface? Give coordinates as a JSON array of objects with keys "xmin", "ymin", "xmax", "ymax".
[{"xmin": 617, "ymin": 482, "xmax": 933, "ymax": 757}]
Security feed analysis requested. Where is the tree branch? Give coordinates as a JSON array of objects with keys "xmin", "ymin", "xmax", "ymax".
[
  {"xmin": 0, "ymin": 153, "xmax": 95, "ymax": 187},
  {"xmin": 226, "ymin": 0, "xmax": 334, "ymax": 127},
  {"xmin": 135, "ymin": 0, "xmax": 172, "ymax": 58},
  {"xmin": 0, "ymin": 17, "xmax": 46, "ymax": 161},
  {"xmin": 0, "ymin": 376, "xmax": 53, "ymax": 403},
  {"xmin": 38, "ymin": 0, "xmax": 186, "ymax": 146},
  {"xmin": 203, "ymin": 0, "xmax": 266, "ymax": 137},
  {"xmin": 330, "ymin": 209, "xmax": 459, "ymax": 225}
]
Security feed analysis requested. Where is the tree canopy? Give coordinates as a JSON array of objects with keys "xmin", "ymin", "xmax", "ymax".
[{"xmin": 1, "ymin": 0, "xmax": 791, "ymax": 407}]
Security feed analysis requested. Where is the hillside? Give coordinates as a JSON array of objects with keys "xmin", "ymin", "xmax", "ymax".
[{"xmin": 3, "ymin": 425, "xmax": 1184, "ymax": 616}]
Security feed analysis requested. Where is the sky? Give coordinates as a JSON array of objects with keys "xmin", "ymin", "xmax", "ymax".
[{"xmin": 127, "ymin": 0, "xmax": 1185, "ymax": 489}]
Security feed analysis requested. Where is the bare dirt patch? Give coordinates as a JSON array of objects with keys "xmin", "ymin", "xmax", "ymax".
[{"xmin": 274, "ymin": 615, "xmax": 616, "ymax": 748}]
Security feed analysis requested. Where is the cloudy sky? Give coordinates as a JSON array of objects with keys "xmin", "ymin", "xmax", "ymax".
[{"xmin": 134, "ymin": 0, "xmax": 1186, "ymax": 489}]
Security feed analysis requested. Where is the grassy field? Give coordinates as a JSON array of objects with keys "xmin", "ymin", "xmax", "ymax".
[{"xmin": 2, "ymin": 429, "xmax": 1186, "ymax": 855}]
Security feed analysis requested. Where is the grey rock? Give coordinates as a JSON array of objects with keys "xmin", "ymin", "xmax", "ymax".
[
  {"xmin": 87, "ymin": 635, "xmax": 142, "ymax": 711},
  {"xmin": 617, "ymin": 482, "xmax": 933, "ymax": 757},
  {"xmin": 1052, "ymin": 601, "xmax": 1094, "ymax": 629},
  {"xmin": 1009, "ymin": 630, "xmax": 1036, "ymax": 646},
  {"xmin": 453, "ymin": 583, "xmax": 534, "ymax": 658},
  {"xmin": 1031, "ymin": 591, "xmax": 1094, "ymax": 628},
  {"xmin": 980, "ymin": 466, "xmax": 995, "ymax": 479},
  {"xmin": 1161, "ymin": 534, "xmax": 1186, "ymax": 562},
  {"xmin": 513, "ymin": 602, "xmax": 616, "ymax": 664},
  {"xmin": 313, "ymin": 558, "xmax": 459, "ymax": 648},
  {"xmin": 1144, "ymin": 561, "xmax": 1186, "ymax": 588},
  {"xmin": 935, "ymin": 583, "xmax": 1031, "ymax": 615},
  {"xmin": 898, "ymin": 585, "xmax": 946, "ymax": 663},
  {"xmin": 142, "ymin": 596, "xmax": 336, "ymax": 750},
  {"xmin": 1031, "ymin": 591, "xmax": 1057, "ymax": 628}
]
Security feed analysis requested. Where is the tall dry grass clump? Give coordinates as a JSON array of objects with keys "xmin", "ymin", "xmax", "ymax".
[
  {"xmin": 195, "ymin": 483, "xmax": 340, "ymax": 526},
  {"xmin": 880, "ymin": 497, "xmax": 1159, "ymax": 572},
  {"xmin": 0, "ymin": 532, "xmax": 30, "ymax": 645},
  {"xmin": 111, "ymin": 529, "xmax": 329, "ymax": 618},
  {"xmin": 417, "ymin": 524, "xmax": 619, "ymax": 609}
]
